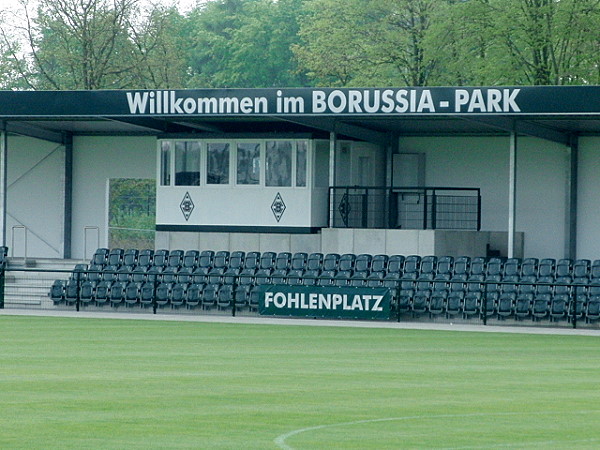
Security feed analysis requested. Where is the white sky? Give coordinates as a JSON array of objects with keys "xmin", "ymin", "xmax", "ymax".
[{"xmin": 0, "ymin": 0, "xmax": 212, "ymax": 16}]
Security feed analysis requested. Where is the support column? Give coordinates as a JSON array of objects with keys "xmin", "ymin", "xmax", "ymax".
[
  {"xmin": 63, "ymin": 132, "xmax": 73, "ymax": 259},
  {"xmin": 0, "ymin": 123, "xmax": 7, "ymax": 247},
  {"xmin": 508, "ymin": 130, "xmax": 517, "ymax": 258},
  {"xmin": 328, "ymin": 131, "xmax": 337, "ymax": 227},
  {"xmin": 566, "ymin": 134, "xmax": 578, "ymax": 259}
]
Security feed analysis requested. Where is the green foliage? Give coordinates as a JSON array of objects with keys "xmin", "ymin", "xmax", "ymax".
[
  {"xmin": 2, "ymin": 0, "xmax": 600, "ymax": 88},
  {"xmin": 108, "ymin": 178, "xmax": 155, "ymax": 249}
]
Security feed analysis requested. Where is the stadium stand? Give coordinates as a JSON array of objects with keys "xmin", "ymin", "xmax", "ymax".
[{"xmin": 45, "ymin": 247, "xmax": 600, "ymax": 326}]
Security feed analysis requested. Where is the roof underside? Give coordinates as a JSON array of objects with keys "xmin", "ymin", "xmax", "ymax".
[{"xmin": 8, "ymin": 114, "xmax": 600, "ymax": 146}]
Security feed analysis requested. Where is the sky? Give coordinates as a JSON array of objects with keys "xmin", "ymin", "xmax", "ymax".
[{"xmin": 0, "ymin": 0, "xmax": 211, "ymax": 16}]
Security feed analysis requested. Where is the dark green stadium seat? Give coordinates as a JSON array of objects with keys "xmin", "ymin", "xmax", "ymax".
[
  {"xmin": 91, "ymin": 248, "xmax": 109, "ymax": 266},
  {"xmin": 109, "ymin": 282, "xmax": 127, "ymax": 307},
  {"xmin": 573, "ymin": 259, "xmax": 591, "ymax": 279},
  {"xmin": 446, "ymin": 274, "xmax": 466, "ymax": 318},
  {"xmin": 306, "ymin": 253, "xmax": 324, "ymax": 271},
  {"xmin": 124, "ymin": 281, "xmax": 140, "ymax": 307},
  {"xmin": 419, "ymin": 256, "xmax": 437, "ymax": 276},
  {"xmin": 354, "ymin": 254, "xmax": 372, "ymax": 274},
  {"xmin": 137, "ymin": 249, "xmax": 154, "ymax": 267},
  {"xmin": 122, "ymin": 249, "xmax": 139, "ymax": 268},
  {"xmin": 436, "ymin": 256, "xmax": 454, "ymax": 277},
  {"xmin": 350, "ymin": 272, "xmax": 368, "ymax": 287},
  {"xmin": 155, "ymin": 282, "xmax": 172, "ymax": 307},
  {"xmin": 79, "ymin": 280, "xmax": 96, "ymax": 305},
  {"xmin": 497, "ymin": 292, "xmax": 516, "ymax": 319},
  {"xmin": 520, "ymin": 258, "xmax": 538, "ymax": 278},
  {"xmin": 259, "ymin": 252, "xmax": 276, "ymax": 270},
  {"xmin": 275, "ymin": 252, "xmax": 292, "ymax": 271},
  {"xmin": 333, "ymin": 271, "xmax": 351, "ymax": 287},
  {"xmin": 271, "ymin": 269, "xmax": 288, "ymax": 285},
  {"xmin": 338, "ymin": 253, "xmax": 356, "ymax": 272},
  {"xmin": 502, "ymin": 258, "xmax": 521, "ymax": 278},
  {"xmin": 171, "ymin": 282, "xmax": 188, "ymax": 308},
  {"xmin": 370, "ymin": 254, "xmax": 389, "ymax": 274},
  {"xmin": 217, "ymin": 284, "xmax": 234, "ymax": 310},
  {"xmin": 228, "ymin": 251, "xmax": 245, "ymax": 271},
  {"xmin": 555, "ymin": 258, "xmax": 572, "ymax": 278},
  {"xmin": 428, "ymin": 274, "xmax": 450, "ymax": 317},
  {"xmin": 323, "ymin": 253, "xmax": 340, "ymax": 272},
  {"xmin": 94, "ymin": 280, "xmax": 111, "ymax": 306},
  {"xmin": 186, "ymin": 283, "xmax": 204, "ymax": 309},
  {"xmin": 412, "ymin": 273, "xmax": 434, "ymax": 316},
  {"xmin": 49, "ymin": 279, "xmax": 65, "ymax": 304},
  {"xmin": 107, "ymin": 248, "xmax": 124, "ymax": 266},
  {"xmin": 139, "ymin": 282, "xmax": 155, "ymax": 308},
  {"xmin": 167, "ymin": 250, "xmax": 185, "ymax": 268},
  {"xmin": 214, "ymin": 251, "xmax": 231, "ymax": 269},
  {"xmin": 198, "ymin": 250, "xmax": 215, "ymax": 269},
  {"xmin": 290, "ymin": 252, "xmax": 308, "ymax": 271},
  {"xmin": 153, "ymin": 249, "xmax": 169, "ymax": 268},
  {"xmin": 403, "ymin": 255, "xmax": 421, "ymax": 275},
  {"xmin": 453, "ymin": 256, "xmax": 470, "ymax": 276},
  {"xmin": 532, "ymin": 293, "xmax": 551, "ymax": 320}
]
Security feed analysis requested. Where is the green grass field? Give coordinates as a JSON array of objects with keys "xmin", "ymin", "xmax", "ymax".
[{"xmin": 1, "ymin": 316, "xmax": 600, "ymax": 449}]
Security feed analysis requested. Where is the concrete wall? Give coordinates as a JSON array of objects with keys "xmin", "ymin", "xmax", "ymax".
[
  {"xmin": 577, "ymin": 137, "xmax": 600, "ymax": 260},
  {"xmin": 71, "ymin": 136, "xmax": 156, "ymax": 259},
  {"xmin": 398, "ymin": 136, "xmax": 568, "ymax": 259},
  {"xmin": 7, "ymin": 135, "xmax": 64, "ymax": 258},
  {"xmin": 157, "ymin": 228, "xmax": 520, "ymax": 258}
]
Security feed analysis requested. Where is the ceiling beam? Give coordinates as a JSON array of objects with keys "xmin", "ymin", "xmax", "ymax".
[
  {"xmin": 108, "ymin": 117, "xmax": 198, "ymax": 133},
  {"xmin": 272, "ymin": 116, "xmax": 388, "ymax": 146},
  {"xmin": 460, "ymin": 116, "xmax": 570, "ymax": 145},
  {"xmin": 5, "ymin": 122, "xmax": 63, "ymax": 144}
]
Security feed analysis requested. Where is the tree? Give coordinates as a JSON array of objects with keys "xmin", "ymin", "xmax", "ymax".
[
  {"xmin": 184, "ymin": 0, "xmax": 308, "ymax": 88},
  {"xmin": 294, "ymin": 0, "xmax": 441, "ymax": 87},
  {"xmin": 0, "ymin": 0, "xmax": 190, "ymax": 89},
  {"xmin": 455, "ymin": 0, "xmax": 600, "ymax": 85}
]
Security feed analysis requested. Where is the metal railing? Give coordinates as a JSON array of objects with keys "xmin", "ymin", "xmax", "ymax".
[{"xmin": 329, "ymin": 186, "xmax": 481, "ymax": 230}]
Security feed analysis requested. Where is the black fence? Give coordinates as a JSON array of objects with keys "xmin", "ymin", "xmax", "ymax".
[
  {"xmin": 2, "ymin": 267, "xmax": 599, "ymax": 329},
  {"xmin": 329, "ymin": 186, "xmax": 481, "ymax": 230}
]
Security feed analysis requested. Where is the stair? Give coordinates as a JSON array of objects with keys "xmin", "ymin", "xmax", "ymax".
[{"xmin": 3, "ymin": 258, "xmax": 81, "ymax": 309}]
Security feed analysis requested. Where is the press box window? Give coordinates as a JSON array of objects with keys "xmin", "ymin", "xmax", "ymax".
[
  {"xmin": 237, "ymin": 142, "xmax": 260, "ymax": 185},
  {"xmin": 160, "ymin": 141, "xmax": 171, "ymax": 186},
  {"xmin": 207, "ymin": 143, "xmax": 230, "ymax": 184},
  {"xmin": 266, "ymin": 141, "xmax": 292, "ymax": 187},
  {"xmin": 175, "ymin": 141, "xmax": 201, "ymax": 186}
]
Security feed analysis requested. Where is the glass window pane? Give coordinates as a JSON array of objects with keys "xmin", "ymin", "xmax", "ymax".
[
  {"xmin": 266, "ymin": 141, "xmax": 292, "ymax": 187},
  {"xmin": 160, "ymin": 141, "xmax": 171, "ymax": 186},
  {"xmin": 207, "ymin": 143, "xmax": 230, "ymax": 184},
  {"xmin": 296, "ymin": 141, "xmax": 307, "ymax": 187},
  {"xmin": 175, "ymin": 141, "xmax": 201, "ymax": 186},
  {"xmin": 237, "ymin": 142, "xmax": 260, "ymax": 185}
]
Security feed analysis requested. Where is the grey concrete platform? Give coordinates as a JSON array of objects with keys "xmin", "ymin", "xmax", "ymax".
[{"xmin": 2, "ymin": 308, "xmax": 600, "ymax": 336}]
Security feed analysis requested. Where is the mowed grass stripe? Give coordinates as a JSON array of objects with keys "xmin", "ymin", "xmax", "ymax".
[{"xmin": 0, "ymin": 316, "xmax": 599, "ymax": 449}]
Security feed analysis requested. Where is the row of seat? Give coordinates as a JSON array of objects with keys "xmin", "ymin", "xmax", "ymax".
[
  {"xmin": 47, "ymin": 248, "xmax": 600, "ymax": 324},
  {"xmin": 85, "ymin": 248, "xmax": 600, "ymax": 281}
]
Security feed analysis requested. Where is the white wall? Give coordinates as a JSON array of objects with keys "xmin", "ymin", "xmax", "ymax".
[
  {"xmin": 72, "ymin": 136, "xmax": 156, "ymax": 259},
  {"xmin": 398, "ymin": 136, "xmax": 568, "ymax": 259},
  {"xmin": 7, "ymin": 135, "xmax": 64, "ymax": 258},
  {"xmin": 577, "ymin": 137, "xmax": 600, "ymax": 260}
]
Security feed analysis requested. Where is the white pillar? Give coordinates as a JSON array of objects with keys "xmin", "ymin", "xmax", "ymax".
[
  {"xmin": 0, "ymin": 125, "xmax": 6, "ymax": 247},
  {"xmin": 328, "ymin": 131, "xmax": 337, "ymax": 227},
  {"xmin": 508, "ymin": 131, "xmax": 517, "ymax": 258}
]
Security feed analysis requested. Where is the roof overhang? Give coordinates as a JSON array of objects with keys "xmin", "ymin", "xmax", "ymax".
[{"xmin": 2, "ymin": 86, "xmax": 600, "ymax": 145}]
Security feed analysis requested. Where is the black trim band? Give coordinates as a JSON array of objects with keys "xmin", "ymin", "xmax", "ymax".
[{"xmin": 156, "ymin": 225, "xmax": 320, "ymax": 234}]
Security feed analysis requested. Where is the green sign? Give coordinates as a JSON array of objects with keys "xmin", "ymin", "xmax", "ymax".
[{"xmin": 258, "ymin": 285, "xmax": 391, "ymax": 320}]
